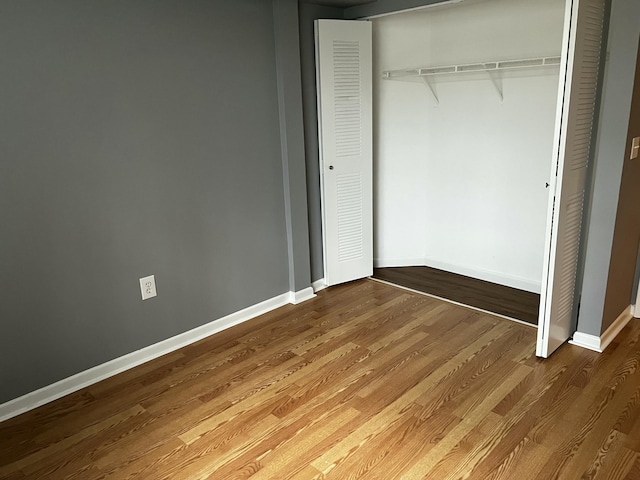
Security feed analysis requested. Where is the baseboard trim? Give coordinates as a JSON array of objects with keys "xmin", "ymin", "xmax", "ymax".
[
  {"xmin": 312, "ymin": 278, "xmax": 327, "ymax": 292},
  {"xmin": 373, "ymin": 257, "xmax": 541, "ymax": 293},
  {"xmin": 569, "ymin": 332, "xmax": 603, "ymax": 352},
  {"xmin": 601, "ymin": 306, "xmax": 634, "ymax": 351},
  {"xmin": 374, "ymin": 258, "xmax": 426, "ymax": 268},
  {"xmin": 570, "ymin": 305, "xmax": 634, "ymax": 353},
  {"xmin": 290, "ymin": 287, "xmax": 316, "ymax": 304},
  {"xmin": 0, "ymin": 290, "xmax": 304, "ymax": 423}
]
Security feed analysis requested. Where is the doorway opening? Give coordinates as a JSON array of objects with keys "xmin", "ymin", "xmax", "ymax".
[
  {"xmin": 314, "ymin": 0, "xmax": 608, "ymax": 357},
  {"xmin": 370, "ymin": 0, "xmax": 564, "ymax": 325}
]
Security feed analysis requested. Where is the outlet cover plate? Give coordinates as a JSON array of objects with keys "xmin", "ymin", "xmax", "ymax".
[{"xmin": 140, "ymin": 275, "xmax": 157, "ymax": 300}]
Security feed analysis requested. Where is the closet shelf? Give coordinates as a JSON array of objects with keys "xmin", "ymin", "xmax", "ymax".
[
  {"xmin": 382, "ymin": 56, "xmax": 562, "ymax": 104},
  {"xmin": 382, "ymin": 56, "xmax": 562, "ymax": 79}
]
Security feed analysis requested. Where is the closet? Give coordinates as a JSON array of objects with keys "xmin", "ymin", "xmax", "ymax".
[
  {"xmin": 373, "ymin": 0, "xmax": 565, "ymax": 296},
  {"xmin": 315, "ymin": 0, "xmax": 608, "ymax": 357}
]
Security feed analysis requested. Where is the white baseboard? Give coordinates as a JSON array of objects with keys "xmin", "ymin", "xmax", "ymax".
[
  {"xmin": 374, "ymin": 257, "xmax": 541, "ymax": 293},
  {"xmin": 569, "ymin": 332, "xmax": 603, "ymax": 352},
  {"xmin": 290, "ymin": 287, "xmax": 316, "ymax": 304},
  {"xmin": 312, "ymin": 278, "xmax": 327, "ymax": 292},
  {"xmin": 570, "ymin": 305, "xmax": 634, "ymax": 353},
  {"xmin": 374, "ymin": 258, "xmax": 426, "ymax": 268},
  {"xmin": 0, "ymin": 288, "xmax": 317, "ymax": 423}
]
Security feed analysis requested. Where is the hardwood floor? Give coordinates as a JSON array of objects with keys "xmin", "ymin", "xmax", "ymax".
[
  {"xmin": 373, "ymin": 266, "xmax": 540, "ymax": 325},
  {"xmin": 1, "ymin": 280, "xmax": 639, "ymax": 479}
]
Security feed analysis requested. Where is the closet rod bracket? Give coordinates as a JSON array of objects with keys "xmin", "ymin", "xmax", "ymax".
[
  {"xmin": 421, "ymin": 77, "xmax": 440, "ymax": 105},
  {"xmin": 486, "ymin": 70, "xmax": 504, "ymax": 102}
]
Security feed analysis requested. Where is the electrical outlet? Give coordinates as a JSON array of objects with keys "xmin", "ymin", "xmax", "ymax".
[{"xmin": 139, "ymin": 275, "xmax": 157, "ymax": 300}]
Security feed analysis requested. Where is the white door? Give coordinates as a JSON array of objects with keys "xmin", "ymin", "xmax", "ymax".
[
  {"xmin": 315, "ymin": 20, "xmax": 373, "ymax": 286},
  {"xmin": 537, "ymin": 0, "xmax": 607, "ymax": 357}
]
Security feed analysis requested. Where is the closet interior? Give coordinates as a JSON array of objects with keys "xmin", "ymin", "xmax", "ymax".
[{"xmin": 370, "ymin": 0, "xmax": 567, "ymax": 324}]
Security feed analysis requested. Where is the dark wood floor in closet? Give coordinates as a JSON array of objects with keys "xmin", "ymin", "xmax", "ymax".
[{"xmin": 373, "ymin": 266, "xmax": 540, "ymax": 325}]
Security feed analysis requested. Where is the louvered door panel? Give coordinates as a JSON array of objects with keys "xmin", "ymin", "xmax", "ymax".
[
  {"xmin": 336, "ymin": 173, "xmax": 364, "ymax": 262},
  {"xmin": 537, "ymin": 0, "xmax": 607, "ymax": 357},
  {"xmin": 315, "ymin": 20, "xmax": 372, "ymax": 286},
  {"xmin": 334, "ymin": 40, "xmax": 362, "ymax": 158}
]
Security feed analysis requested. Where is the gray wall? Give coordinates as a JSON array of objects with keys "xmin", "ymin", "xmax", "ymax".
[
  {"xmin": 0, "ymin": 0, "xmax": 301, "ymax": 404},
  {"xmin": 577, "ymin": 0, "xmax": 640, "ymax": 336},
  {"xmin": 274, "ymin": 0, "xmax": 313, "ymax": 292},
  {"xmin": 600, "ymin": 36, "xmax": 640, "ymax": 328}
]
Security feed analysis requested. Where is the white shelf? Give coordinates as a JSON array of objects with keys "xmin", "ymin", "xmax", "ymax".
[{"xmin": 382, "ymin": 56, "xmax": 562, "ymax": 103}]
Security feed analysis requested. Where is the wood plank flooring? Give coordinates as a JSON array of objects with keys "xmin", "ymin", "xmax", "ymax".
[
  {"xmin": 1, "ymin": 279, "xmax": 640, "ymax": 479},
  {"xmin": 373, "ymin": 266, "xmax": 540, "ymax": 325}
]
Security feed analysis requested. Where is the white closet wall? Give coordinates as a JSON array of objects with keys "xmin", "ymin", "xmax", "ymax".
[{"xmin": 373, "ymin": 0, "xmax": 565, "ymax": 293}]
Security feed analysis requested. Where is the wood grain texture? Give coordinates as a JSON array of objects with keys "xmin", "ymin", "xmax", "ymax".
[
  {"xmin": 373, "ymin": 266, "xmax": 540, "ymax": 325},
  {"xmin": 1, "ymin": 279, "xmax": 639, "ymax": 479}
]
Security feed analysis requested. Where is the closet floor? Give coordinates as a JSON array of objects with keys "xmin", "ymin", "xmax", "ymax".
[{"xmin": 372, "ymin": 266, "xmax": 540, "ymax": 325}]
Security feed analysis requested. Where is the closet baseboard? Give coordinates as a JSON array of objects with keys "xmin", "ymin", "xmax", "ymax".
[
  {"xmin": 570, "ymin": 305, "xmax": 634, "ymax": 353},
  {"xmin": 312, "ymin": 278, "xmax": 327, "ymax": 292},
  {"xmin": 290, "ymin": 287, "xmax": 316, "ymax": 304},
  {"xmin": 374, "ymin": 258, "xmax": 426, "ymax": 268}
]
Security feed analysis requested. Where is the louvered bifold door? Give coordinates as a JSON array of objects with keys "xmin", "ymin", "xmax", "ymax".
[
  {"xmin": 315, "ymin": 20, "xmax": 373, "ymax": 286},
  {"xmin": 537, "ymin": 0, "xmax": 607, "ymax": 357}
]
